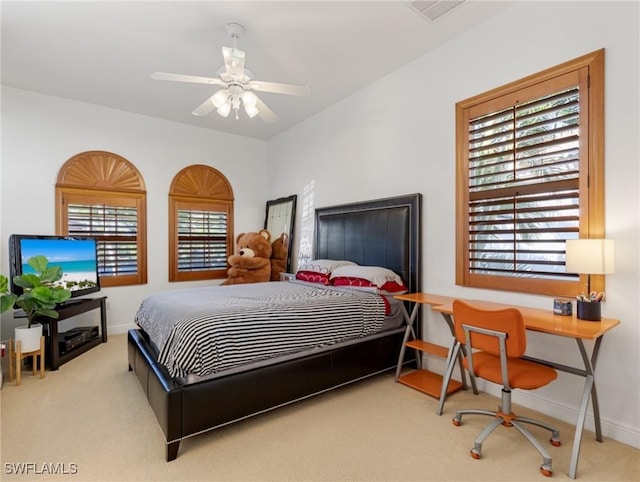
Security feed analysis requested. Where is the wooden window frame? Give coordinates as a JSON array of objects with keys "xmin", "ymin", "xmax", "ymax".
[
  {"xmin": 169, "ymin": 165, "xmax": 234, "ymax": 282},
  {"xmin": 456, "ymin": 50, "xmax": 605, "ymax": 297},
  {"xmin": 169, "ymin": 198, "xmax": 233, "ymax": 282},
  {"xmin": 57, "ymin": 189, "xmax": 147, "ymax": 286},
  {"xmin": 55, "ymin": 151, "xmax": 148, "ymax": 287}
]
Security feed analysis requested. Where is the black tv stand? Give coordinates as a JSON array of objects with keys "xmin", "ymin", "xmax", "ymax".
[
  {"xmin": 35, "ymin": 296, "xmax": 107, "ymax": 370},
  {"xmin": 57, "ymin": 298, "xmax": 91, "ymax": 308}
]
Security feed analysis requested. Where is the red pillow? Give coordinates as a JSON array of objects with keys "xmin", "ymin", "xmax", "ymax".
[
  {"xmin": 332, "ymin": 276, "xmax": 376, "ymax": 288},
  {"xmin": 295, "ymin": 270, "xmax": 331, "ymax": 285},
  {"xmin": 332, "ymin": 276, "xmax": 407, "ymax": 294},
  {"xmin": 330, "ymin": 277, "xmax": 393, "ymax": 315},
  {"xmin": 380, "ymin": 294, "xmax": 391, "ymax": 315},
  {"xmin": 379, "ymin": 280, "xmax": 408, "ymax": 293}
]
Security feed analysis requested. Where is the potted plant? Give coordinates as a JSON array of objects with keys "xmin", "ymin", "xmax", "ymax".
[
  {"xmin": 0, "ymin": 274, "xmax": 17, "ymax": 314},
  {"xmin": 1, "ymin": 255, "xmax": 71, "ymax": 352}
]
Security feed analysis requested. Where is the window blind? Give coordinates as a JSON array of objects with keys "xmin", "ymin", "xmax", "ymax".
[
  {"xmin": 177, "ymin": 210, "xmax": 228, "ymax": 271},
  {"xmin": 67, "ymin": 204, "xmax": 139, "ymax": 277},
  {"xmin": 467, "ymin": 87, "xmax": 580, "ymax": 281}
]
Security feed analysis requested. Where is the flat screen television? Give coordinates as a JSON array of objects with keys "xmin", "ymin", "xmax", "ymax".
[{"xmin": 9, "ymin": 234, "xmax": 101, "ymax": 299}]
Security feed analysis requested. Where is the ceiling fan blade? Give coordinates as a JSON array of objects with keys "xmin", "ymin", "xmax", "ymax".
[
  {"xmin": 222, "ymin": 47, "xmax": 245, "ymax": 76},
  {"xmin": 255, "ymin": 96, "xmax": 278, "ymax": 123},
  {"xmin": 249, "ymin": 81, "xmax": 310, "ymax": 96},
  {"xmin": 151, "ymin": 72, "xmax": 224, "ymax": 86},
  {"xmin": 192, "ymin": 95, "xmax": 217, "ymax": 117}
]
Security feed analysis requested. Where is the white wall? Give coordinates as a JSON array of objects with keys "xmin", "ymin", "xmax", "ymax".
[
  {"xmin": 1, "ymin": 0, "xmax": 637, "ymax": 451},
  {"xmin": 1, "ymin": 87, "xmax": 268, "ymax": 337},
  {"xmin": 268, "ymin": 2, "xmax": 640, "ymax": 448}
]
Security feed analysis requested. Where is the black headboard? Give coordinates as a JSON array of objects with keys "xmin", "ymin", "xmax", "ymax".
[{"xmin": 314, "ymin": 193, "xmax": 422, "ymax": 294}]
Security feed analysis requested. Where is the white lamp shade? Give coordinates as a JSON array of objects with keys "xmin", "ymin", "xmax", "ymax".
[
  {"xmin": 211, "ymin": 90, "xmax": 229, "ymax": 108},
  {"xmin": 565, "ymin": 239, "xmax": 615, "ymax": 274},
  {"xmin": 241, "ymin": 90, "xmax": 258, "ymax": 106},
  {"xmin": 244, "ymin": 103, "xmax": 259, "ymax": 118},
  {"xmin": 216, "ymin": 102, "xmax": 231, "ymax": 117}
]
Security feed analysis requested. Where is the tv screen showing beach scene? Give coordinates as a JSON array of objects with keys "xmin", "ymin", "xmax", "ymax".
[{"xmin": 15, "ymin": 236, "xmax": 100, "ymax": 297}]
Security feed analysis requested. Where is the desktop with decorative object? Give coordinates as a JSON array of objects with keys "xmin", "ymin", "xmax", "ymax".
[{"xmin": 565, "ymin": 239, "xmax": 615, "ymax": 321}]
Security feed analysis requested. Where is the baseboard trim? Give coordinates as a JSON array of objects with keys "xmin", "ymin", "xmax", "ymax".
[{"xmin": 107, "ymin": 322, "xmax": 137, "ymax": 336}]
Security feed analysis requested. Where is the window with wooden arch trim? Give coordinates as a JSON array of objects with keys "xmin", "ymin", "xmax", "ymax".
[
  {"xmin": 456, "ymin": 50, "xmax": 605, "ymax": 297},
  {"xmin": 169, "ymin": 165, "xmax": 234, "ymax": 282},
  {"xmin": 55, "ymin": 151, "xmax": 148, "ymax": 287}
]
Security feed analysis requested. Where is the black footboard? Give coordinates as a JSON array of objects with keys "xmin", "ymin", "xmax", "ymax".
[
  {"xmin": 128, "ymin": 328, "xmax": 410, "ymax": 461},
  {"xmin": 128, "ymin": 329, "xmax": 182, "ymax": 460}
]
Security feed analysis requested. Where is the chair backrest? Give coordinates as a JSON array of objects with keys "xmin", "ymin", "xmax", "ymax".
[{"xmin": 452, "ymin": 299, "xmax": 527, "ymax": 358}]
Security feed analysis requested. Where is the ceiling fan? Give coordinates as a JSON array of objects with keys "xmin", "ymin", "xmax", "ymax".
[{"xmin": 151, "ymin": 23, "xmax": 310, "ymax": 122}]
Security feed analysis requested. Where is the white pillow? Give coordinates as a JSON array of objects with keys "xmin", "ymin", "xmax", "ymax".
[{"xmin": 297, "ymin": 259, "xmax": 357, "ymax": 275}]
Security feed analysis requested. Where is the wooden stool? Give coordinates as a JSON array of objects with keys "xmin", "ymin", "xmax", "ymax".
[{"xmin": 9, "ymin": 336, "xmax": 45, "ymax": 386}]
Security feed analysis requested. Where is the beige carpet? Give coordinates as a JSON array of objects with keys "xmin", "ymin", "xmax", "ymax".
[{"xmin": 1, "ymin": 334, "xmax": 638, "ymax": 482}]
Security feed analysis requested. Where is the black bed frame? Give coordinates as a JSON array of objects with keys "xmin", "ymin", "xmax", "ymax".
[{"xmin": 127, "ymin": 193, "xmax": 422, "ymax": 461}]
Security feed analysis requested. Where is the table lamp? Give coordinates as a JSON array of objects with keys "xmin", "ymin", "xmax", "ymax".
[{"xmin": 565, "ymin": 239, "xmax": 615, "ymax": 320}]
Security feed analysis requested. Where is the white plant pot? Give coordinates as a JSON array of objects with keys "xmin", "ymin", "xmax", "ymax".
[{"xmin": 15, "ymin": 323, "xmax": 43, "ymax": 353}]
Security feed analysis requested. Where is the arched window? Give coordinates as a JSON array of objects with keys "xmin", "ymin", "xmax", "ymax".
[
  {"xmin": 55, "ymin": 150, "xmax": 147, "ymax": 287},
  {"xmin": 169, "ymin": 164, "xmax": 234, "ymax": 282}
]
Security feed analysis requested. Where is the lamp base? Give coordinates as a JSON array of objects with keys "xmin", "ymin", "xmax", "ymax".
[{"xmin": 577, "ymin": 301, "xmax": 601, "ymax": 321}]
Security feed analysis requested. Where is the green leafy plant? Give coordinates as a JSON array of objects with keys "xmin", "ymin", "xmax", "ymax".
[
  {"xmin": 0, "ymin": 274, "xmax": 17, "ymax": 314},
  {"xmin": 1, "ymin": 255, "xmax": 72, "ymax": 327}
]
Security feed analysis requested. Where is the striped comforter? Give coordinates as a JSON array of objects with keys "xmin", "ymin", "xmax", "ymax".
[{"xmin": 134, "ymin": 281, "xmax": 387, "ymax": 378}]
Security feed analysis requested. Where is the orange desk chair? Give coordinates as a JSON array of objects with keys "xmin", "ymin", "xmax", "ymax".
[{"xmin": 449, "ymin": 300, "xmax": 561, "ymax": 477}]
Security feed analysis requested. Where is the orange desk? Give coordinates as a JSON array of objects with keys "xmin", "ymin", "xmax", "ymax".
[{"xmin": 394, "ymin": 293, "xmax": 620, "ymax": 480}]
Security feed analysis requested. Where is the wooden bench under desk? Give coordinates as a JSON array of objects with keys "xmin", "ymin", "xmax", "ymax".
[{"xmin": 413, "ymin": 294, "xmax": 620, "ymax": 480}]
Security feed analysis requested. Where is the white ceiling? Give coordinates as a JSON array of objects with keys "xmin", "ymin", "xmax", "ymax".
[{"xmin": 1, "ymin": 1, "xmax": 514, "ymax": 141}]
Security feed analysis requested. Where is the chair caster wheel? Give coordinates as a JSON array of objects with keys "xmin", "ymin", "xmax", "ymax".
[
  {"xmin": 452, "ymin": 417, "xmax": 461, "ymax": 426},
  {"xmin": 540, "ymin": 464, "xmax": 553, "ymax": 477},
  {"xmin": 470, "ymin": 448, "xmax": 481, "ymax": 459},
  {"xmin": 550, "ymin": 437, "xmax": 561, "ymax": 447}
]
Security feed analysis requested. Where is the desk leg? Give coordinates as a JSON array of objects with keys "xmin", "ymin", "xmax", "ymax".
[
  {"xmin": 439, "ymin": 313, "xmax": 472, "ymax": 393},
  {"xmin": 395, "ymin": 302, "xmax": 421, "ymax": 381},
  {"xmin": 569, "ymin": 373, "xmax": 594, "ymax": 480},
  {"xmin": 437, "ymin": 340, "xmax": 461, "ymax": 415},
  {"xmin": 587, "ymin": 337, "xmax": 604, "ymax": 442},
  {"xmin": 568, "ymin": 337, "xmax": 603, "ymax": 479}
]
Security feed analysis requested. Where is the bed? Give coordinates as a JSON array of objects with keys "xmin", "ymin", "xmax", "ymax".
[{"xmin": 127, "ymin": 193, "xmax": 422, "ymax": 461}]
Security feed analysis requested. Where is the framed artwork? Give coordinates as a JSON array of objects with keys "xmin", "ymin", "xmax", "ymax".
[{"xmin": 264, "ymin": 195, "xmax": 297, "ymax": 273}]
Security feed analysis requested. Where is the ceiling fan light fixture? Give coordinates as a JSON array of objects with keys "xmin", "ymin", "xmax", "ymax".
[
  {"xmin": 244, "ymin": 103, "xmax": 259, "ymax": 118},
  {"xmin": 216, "ymin": 102, "xmax": 232, "ymax": 117},
  {"xmin": 211, "ymin": 90, "xmax": 229, "ymax": 108},
  {"xmin": 152, "ymin": 22, "xmax": 305, "ymax": 124},
  {"xmin": 241, "ymin": 90, "xmax": 258, "ymax": 107}
]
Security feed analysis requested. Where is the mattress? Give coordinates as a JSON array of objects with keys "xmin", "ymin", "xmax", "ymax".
[{"xmin": 135, "ymin": 280, "xmax": 404, "ymax": 379}]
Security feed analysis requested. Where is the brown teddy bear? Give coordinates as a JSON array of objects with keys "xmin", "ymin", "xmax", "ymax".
[
  {"xmin": 270, "ymin": 233, "xmax": 289, "ymax": 281},
  {"xmin": 221, "ymin": 229, "xmax": 272, "ymax": 285}
]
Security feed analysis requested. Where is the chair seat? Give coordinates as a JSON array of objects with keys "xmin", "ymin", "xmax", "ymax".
[{"xmin": 464, "ymin": 351, "xmax": 557, "ymax": 389}]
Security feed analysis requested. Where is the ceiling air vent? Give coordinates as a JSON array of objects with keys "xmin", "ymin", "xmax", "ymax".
[{"xmin": 406, "ymin": 0, "xmax": 466, "ymax": 21}]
